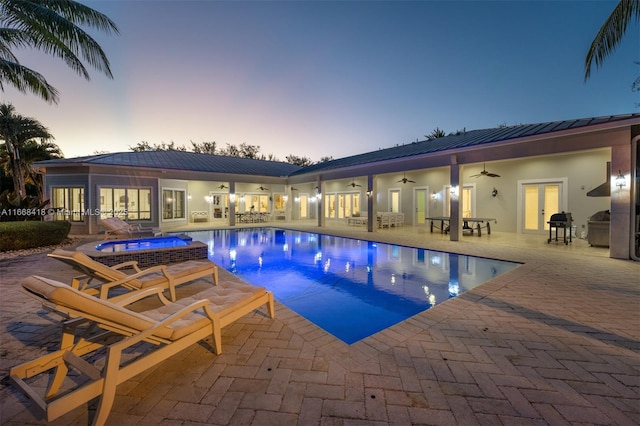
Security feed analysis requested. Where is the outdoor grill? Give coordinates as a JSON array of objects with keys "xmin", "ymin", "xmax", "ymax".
[
  {"xmin": 588, "ymin": 210, "xmax": 610, "ymax": 247},
  {"xmin": 547, "ymin": 212, "xmax": 573, "ymax": 245}
]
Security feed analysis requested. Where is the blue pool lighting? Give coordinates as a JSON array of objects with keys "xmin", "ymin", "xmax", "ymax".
[
  {"xmin": 96, "ymin": 236, "xmax": 191, "ymax": 252},
  {"xmin": 185, "ymin": 228, "xmax": 520, "ymax": 344}
]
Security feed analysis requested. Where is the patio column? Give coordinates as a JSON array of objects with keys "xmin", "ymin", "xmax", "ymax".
[
  {"xmin": 610, "ymin": 143, "xmax": 632, "ymax": 259},
  {"xmin": 316, "ymin": 179, "xmax": 324, "ymax": 228},
  {"xmin": 367, "ymin": 174, "xmax": 376, "ymax": 232},
  {"xmin": 228, "ymin": 182, "xmax": 236, "ymax": 226},
  {"xmin": 449, "ymin": 157, "xmax": 461, "ymax": 242}
]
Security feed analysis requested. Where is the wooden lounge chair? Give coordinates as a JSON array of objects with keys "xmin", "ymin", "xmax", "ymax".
[
  {"xmin": 100, "ymin": 217, "xmax": 161, "ymax": 240},
  {"xmin": 48, "ymin": 248, "xmax": 219, "ymax": 302},
  {"xmin": 10, "ymin": 275, "xmax": 275, "ymax": 426}
]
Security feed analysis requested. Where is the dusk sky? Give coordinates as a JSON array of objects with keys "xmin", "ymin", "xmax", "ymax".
[{"xmin": 1, "ymin": 0, "xmax": 638, "ymax": 162}]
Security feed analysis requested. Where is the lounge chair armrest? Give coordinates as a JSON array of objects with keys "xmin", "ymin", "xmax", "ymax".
[
  {"xmin": 70, "ymin": 275, "xmax": 102, "ymax": 295},
  {"xmin": 114, "ymin": 287, "xmax": 172, "ymax": 307},
  {"xmin": 111, "ymin": 261, "xmax": 142, "ymax": 272},
  {"xmin": 97, "ymin": 265, "xmax": 169, "ymax": 298}
]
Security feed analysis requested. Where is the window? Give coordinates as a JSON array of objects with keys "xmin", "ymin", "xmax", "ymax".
[
  {"xmin": 100, "ymin": 187, "xmax": 152, "ymax": 220},
  {"xmin": 162, "ymin": 189, "xmax": 185, "ymax": 220},
  {"xmin": 444, "ymin": 185, "xmax": 475, "ymax": 217},
  {"xmin": 273, "ymin": 194, "xmax": 286, "ymax": 210},
  {"xmin": 247, "ymin": 194, "xmax": 269, "ymax": 212},
  {"xmin": 336, "ymin": 192, "xmax": 360, "ymax": 218},
  {"xmin": 325, "ymin": 194, "xmax": 336, "ymax": 218},
  {"xmin": 51, "ymin": 187, "xmax": 84, "ymax": 222}
]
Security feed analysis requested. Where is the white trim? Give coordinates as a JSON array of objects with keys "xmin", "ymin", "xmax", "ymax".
[{"xmin": 516, "ymin": 177, "xmax": 568, "ymax": 234}]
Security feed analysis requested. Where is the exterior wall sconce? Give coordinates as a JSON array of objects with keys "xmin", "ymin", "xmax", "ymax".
[
  {"xmin": 615, "ymin": 170, "xmax": 626, "ymax": 189},
  {"xmin": 366, "ymin": 190, "xmax": 373, "ymax": 197},
  {"xmin": 205, "ymin": 195, "xmax": 213, "ymax": 203},
  {"xmin": 431, "ymin": 191, "xmax": 437, "ymax": 200},
  {"xmin": 492, "ymin": 188, "xmax": 498, "ymax": 197},
  {"xmin": 283, "ymin": 195, "xmax": 288, "ymax": 202},
  {"xmin": 229, "ymin": 193, "xmax": 236, "ymax": 202},
  {"xmin": 449, "ymin": 185, "xmax": 459, "ymax": 197}
]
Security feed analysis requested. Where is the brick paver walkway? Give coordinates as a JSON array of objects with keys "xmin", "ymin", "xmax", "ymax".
[{"xmin": 0, "ymin": 227, "xmax": 638, "ymax": 425}]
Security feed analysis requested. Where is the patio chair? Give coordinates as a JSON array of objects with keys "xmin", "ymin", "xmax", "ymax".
[
  {"xmin": 48, "ymin": 249, "xmax": 219, "ymax": 302},
  {"xmin": 10, "ymin": 274, "xmax": 274, "ymax": 426},
  {"xmin": 100, "ymin": 217, "xmax": 161, "ymax": 240}
]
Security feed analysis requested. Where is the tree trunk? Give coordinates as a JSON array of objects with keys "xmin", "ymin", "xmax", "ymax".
[{"xmin": 9, "ymin": 149, "xmax": 26, "ymax": 196}]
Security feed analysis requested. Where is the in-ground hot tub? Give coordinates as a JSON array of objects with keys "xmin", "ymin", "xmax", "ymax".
[
  {"xmin": 96, "ymin": 236, "xmax": 192, "ymax": 252},
  {"xmin": 78, "ymin": 234, "xmax": 208, "ymax": 267}
]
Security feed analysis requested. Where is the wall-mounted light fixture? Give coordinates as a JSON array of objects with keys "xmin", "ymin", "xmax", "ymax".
[
  {"xmin": 366, "ymin": 190, "xmax": 373, "ymax": 197},
  {"xmin": 615, "ymin": 170, "xmax": 626, "ymax": 189},
  {"xmin": 491, "ymin": 187, "xmax": 498, "ymax": 197},
  {"xmin": 283, "ymin": 195, "xmax": 288, "ymax": 202},
  {"xmin": 229, "ymin": 193, "xmax": 236, "ymax": 203},
  {"xmin": 449, "ymin": 185, "xmax": 459, "ymax": 197},
  {"xmin": 204, "ymin": 195, "xmax": 213, "ymax": 203},
  {"xmin": 431, "ymin": 191, "xmax": 437, "ymax": 200}
]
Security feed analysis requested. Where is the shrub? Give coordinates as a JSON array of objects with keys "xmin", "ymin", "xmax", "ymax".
[
  {"xmin": 0, "ymin": 221, "xmax": 71, "ymax": 251},
  {"xmin": 0, "ymin": 189, "xmax": 50, "ymax": 222}
]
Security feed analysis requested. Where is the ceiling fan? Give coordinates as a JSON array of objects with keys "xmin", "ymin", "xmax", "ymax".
[
  {"xmin": 347, "ymin": 181, "xmax": 362, "ymax": 188},
  {"xmin": 470, "ymin": 163, "xmax": 500, "ymax": 178},
  {"xmin": 218, "ymin": 184, "xmax": 228, "ymax": 189},
  {"xmin": 397, "ymin": 173, "xmax": 416, "ymax": 184},
  {"xmin": 257, "ymin": 185, "xmax": 269, "ymax": 191}
]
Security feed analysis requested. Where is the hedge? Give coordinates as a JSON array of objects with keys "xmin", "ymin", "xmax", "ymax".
[{"xmin": 0, "ymin": 221, "xmax": 72, "ymax": 251}]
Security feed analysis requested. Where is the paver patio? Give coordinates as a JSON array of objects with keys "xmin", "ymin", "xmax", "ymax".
[{"xmin": 0, "ymin": 225, "xmax": 638, "ymax": 425}]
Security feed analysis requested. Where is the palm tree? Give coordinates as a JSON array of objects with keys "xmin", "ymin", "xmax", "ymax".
[
  {"xmin": 0, "ymin": 103, "xmax": 53, "ymax": 196},
  {"xmin": 0, "ymin": 0, "xmax": 119, "ymax": 103},
  {"xmin": 0, "ymin": 136, "xmax": 61, "ymax": 200},
  {"xmin": 425, "ymin": 127, "xmax": 446, "ymax": 140},
  {"xmin": 584, "ymin": 0, "xmax": 640, "ymax": 80},
  {"xmin": 20, "ymin": 138, "xmax": 62, "ymax": 199}
]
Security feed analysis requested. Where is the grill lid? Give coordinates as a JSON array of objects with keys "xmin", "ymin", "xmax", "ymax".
[{"xmin": 589, "ymin": 210, "xmax": 610, "ymax": 221}]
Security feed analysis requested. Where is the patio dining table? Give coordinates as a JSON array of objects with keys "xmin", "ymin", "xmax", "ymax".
[
  {"xmin": 236, "ymin": 212, "xmax": 269, "ymax": 223},
  {"xmin": 426, "ymin": 216, "xmax": 496, "ymax": 237}
]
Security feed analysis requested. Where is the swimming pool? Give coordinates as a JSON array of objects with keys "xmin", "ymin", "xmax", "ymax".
[
  {"xmin": 96, "ymin": 236, "xmax": 192, "ymax": 252},
  {"xmin": 184, "ymin": 228, "xmax": 520, "ymax": 344}
]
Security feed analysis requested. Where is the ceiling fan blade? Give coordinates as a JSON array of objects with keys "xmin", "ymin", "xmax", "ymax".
[
  {"xmin": 487, "ymin": 173, "xmax": 500, "ymax": 177},
  {"xmin": 470, "ymin": 173, "xmax": 481, "ymax": 178},
  {"xmin": 408, "ymin": 179, "xmax": 416, "ymax": 183}
]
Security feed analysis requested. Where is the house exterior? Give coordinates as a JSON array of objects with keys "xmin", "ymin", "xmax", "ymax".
[{"xmin": 34, "ymin": 113, "xmax": 640, "ymax": 260}]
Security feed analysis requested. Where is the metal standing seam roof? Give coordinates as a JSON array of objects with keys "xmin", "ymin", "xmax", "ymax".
[
  {"xmin": 35, "ymin": 113, "xmax": 640, "ymax": 178},
  {"xmin": 290, "ymin": 113, "xmax": 640, "ymax": 176},
  {"xmin": 36, "ymin": 150, "xmax": 303, "ymax": 177}
]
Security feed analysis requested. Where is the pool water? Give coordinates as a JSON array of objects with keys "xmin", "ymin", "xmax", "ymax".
[
  {"xmin": 96, "ymin": 236, "xmax": 191, "ymax": 252},
  {"xmin": 185, "ymin": 228, "xmax": 520, "ymax": 344}
]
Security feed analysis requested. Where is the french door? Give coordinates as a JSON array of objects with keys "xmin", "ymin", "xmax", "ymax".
[
  {"xmin": 414, "ymin": 188, "xmax": 428, "ymax": 225},
  {"xmin": 520, "ymin": 180, "xmax": 566, "ymax": 234}
]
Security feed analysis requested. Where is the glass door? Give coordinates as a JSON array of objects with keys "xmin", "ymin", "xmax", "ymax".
[
  {"xmin": 414, "ymin": 188, "xmax": 428, "ymax": 225},
  {"xmin": 522, "ymin": 183, "xmax": 561, "ymax": 233},
  {"xmin": 299, "ymin": 194, "xmax": 308, "ymax": 219}
]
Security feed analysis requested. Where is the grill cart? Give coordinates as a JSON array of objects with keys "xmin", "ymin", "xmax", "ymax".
[{"xmin": 547, "ymin": 212, "xmax": 573, "ymax": 245}]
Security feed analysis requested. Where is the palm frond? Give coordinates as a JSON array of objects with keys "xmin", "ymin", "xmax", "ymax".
[
  {"xmin": 0, "ymin": 59, "xmax": 59, "ymax": 103},
  {"xmin": 585, "ymin": 0, "xmax": 640, "ymax": 80}
]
